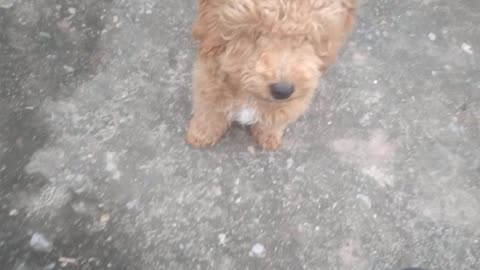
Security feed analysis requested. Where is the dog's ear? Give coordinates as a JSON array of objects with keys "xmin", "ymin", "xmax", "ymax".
[
  {"xmin": 311, "ymin": 0, "xmax": 357, "ymax": 66},
  {"xmin": 193, "ymin": 0, "xmax": 226, "ymax": 57}
]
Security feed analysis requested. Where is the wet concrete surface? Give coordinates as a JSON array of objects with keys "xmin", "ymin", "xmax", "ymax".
[{"xmin": 0, "ymin": 0, "xmax": 479, "ymax": 269}]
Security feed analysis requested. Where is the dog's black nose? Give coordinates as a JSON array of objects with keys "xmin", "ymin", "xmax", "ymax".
[{"xmin": 270, "ymin": 82, "xmax": 294, "ymax": 100}]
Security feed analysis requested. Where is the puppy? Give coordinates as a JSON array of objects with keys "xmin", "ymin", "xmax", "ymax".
[{"xmin": 186, "ymin": 0, "xmax": 357, "ymax": 149}]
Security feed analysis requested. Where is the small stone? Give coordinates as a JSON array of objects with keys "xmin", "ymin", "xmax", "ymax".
[
  {"xmin": 30, "ymin": 232, "xmax": 53, "ymax": 253},
  {"xmin": 373, "ymin": 80, "xmax": 378, "ymax": 84},
  {"xmin": 63, "ymin": 65, "xmax": 75, "ymax": 73},
  {"xmin": 249, "ymin": 243, "xmax": 266, "ymax": 258},
  {"xmin": 67, "ymin": 7, "xmax": 76, "ymax": 15},
  {"xmin": 145, "ymin": 9, "xmax": 152, "ymax": 14},
  {"xmin": 428, "ymin": 32, "xmax": 436, "ymax": 41},
  {"xmin": 112, "ymin": 15, "xmax": 119, "ymax": 23},
  {"xmin": 71, "ymin": 175, "xmax": 91, "ymax": 195},
  {"xmin": 461, "ymin": 43, "xmax": 473, "ymax": 55},
  {"xmin": 38, "ymin": 32, "xmax": 51, "ymax": 39},
  {"xmin": 356, "ymin": 194, "xmax": 372, "ymax": 209},
  {"xmin": 218, "ymin": 233, "xmax": 227, "ymax": 245},
  {"xmin": 100, "ymin": 213, "xmax": 110, "ymax": 224},
  {"xmin": 58, "ymin": 257, "xmax": 77, "ymax": 266},
  {"xmin": 9, "ymin": 209, "xmax": 19, "ymax": 216},
  {"xmin": 247, "ymin": 146, "xmax": 255, "ymax": 154},
  {"xmin": 0, "ymin": 0, "xmax": 15, "ymax": 9},
  {"xmin": 296, "ymin": 165, "xmax": 305, "ymax": 173},
  {"xmin": 126, "ymin": 200, "xmax": 138, "ymax": 210},
  {"xmin": 286, "ymin": 158, "xmax": 294, "ymax": 169},
  {"xmin": 13, "ymin": 261, "xmax": 30, "ymax": 270},
  {"xmin": 43, "ymin": 263, "xmax": 56, "ymax": 270},
  {"xmin": 72, "ymin": 202, "xmax": 88, "ymax": 214}
]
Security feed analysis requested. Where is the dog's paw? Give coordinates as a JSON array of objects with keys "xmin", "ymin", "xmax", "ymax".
[
  {"xmin": 257, "ymin": 134, "xmax": 282, "ymax": 150},
  {"xmin": 186, "ymin": 127, "xmax": 219, "ymax": 148},
  {"xmin": 186, "ymin": 116, "xmax": 229, "ymax": 148},
  {"xmin": 251, "ymin": 127, "xmax": 283, "ymax": 150}
]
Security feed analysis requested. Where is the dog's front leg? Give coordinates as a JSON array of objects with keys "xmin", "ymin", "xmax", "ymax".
[
  {"xmin": 250, "ymin": 98, "xmax": 311, "ymax": 150},
  {"xmin": 250, "ymin": 123, "xmax": 287, "ymax": 150},
  {"xmin": 186, "ymin": 107, "xmax": 229, "ymax": 148},
  {"xmin": 186, "ymin": 60, "xmax": 230, "ymax": 148}
]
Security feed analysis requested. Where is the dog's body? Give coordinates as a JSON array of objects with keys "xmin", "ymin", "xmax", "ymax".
[{"xmin": 186, "ymin": 0, "xmax": 357, "ymax": 149}]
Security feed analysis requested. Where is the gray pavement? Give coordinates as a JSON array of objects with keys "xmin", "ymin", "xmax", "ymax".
[{"xmin": 1, "ymin": 0, "xmax": 479, "ymax": 269}]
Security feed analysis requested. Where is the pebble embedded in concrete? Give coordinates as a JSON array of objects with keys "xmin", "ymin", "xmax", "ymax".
[
  {"xmin": 63, "ymin": 65, "xmax": 75, "ymax": 73},
  {"xmin": 218, "ymin": 233, "xmax": 227, "ymax": 246},
  {"xmin": 30, "ymin": 232, "xmax": 53, "ymax": 253},
  {"xmin": 13, "ymin": 262, "xmax": 30, "ymax": 270},
  {"xmin": 67, "ymin": 7, "xmax": 76, "ymax": 15},
  {"xmin": 249, "ymin": 243, "xmax": 266, "ymax": 258},
  {"xmin": 356, "ymin": 194, "xmax": 372, "ymax": 209},
  {"xmin": 0, "ymin": 0, "xmax": 15, "ymax": 9},
  {"xmin": 9, "ymin": 209, "xmax": 19, "ymax": 216},
  {"xmin": 43, "ymin": 263, "xmax": 56, "ymax": 270},
  {"xmin": 461, "ymin": 43, "xmax": 473, "ymax": 54}
]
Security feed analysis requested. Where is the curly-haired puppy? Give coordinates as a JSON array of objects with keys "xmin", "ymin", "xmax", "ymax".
[{"xmin": 186, "ymin": 0, "xmax": 357, "ymax": 149}]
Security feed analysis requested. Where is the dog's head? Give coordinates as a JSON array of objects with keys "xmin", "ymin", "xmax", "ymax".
[{"xmin": 194, "ymin": 0, "xmax": 356, "ymax": 102}]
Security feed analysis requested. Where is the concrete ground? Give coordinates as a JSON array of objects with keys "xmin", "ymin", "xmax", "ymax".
[{"xmin": 1, "ymin": 0, "xmax": 479, "ymax": 269}]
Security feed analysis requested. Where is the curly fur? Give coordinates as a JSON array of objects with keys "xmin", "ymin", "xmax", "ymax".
[{"xmin": 186, "ymin": 0, "xmax": 357, "ymax": 149}]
